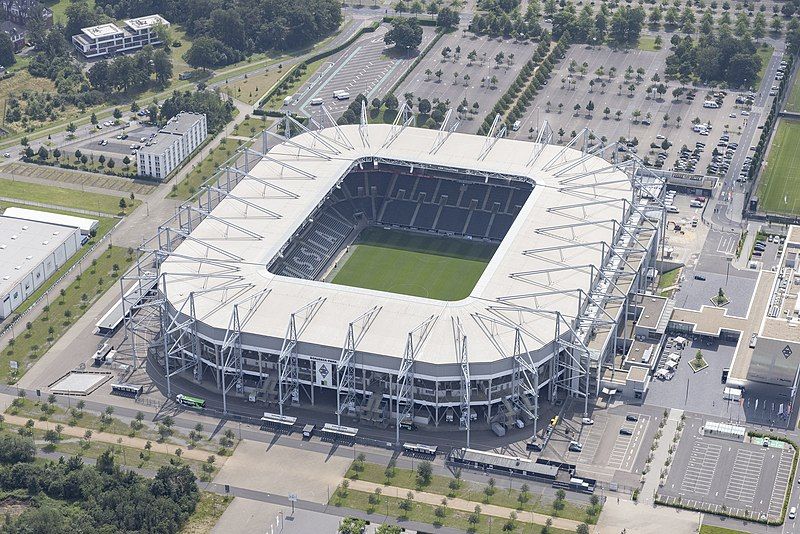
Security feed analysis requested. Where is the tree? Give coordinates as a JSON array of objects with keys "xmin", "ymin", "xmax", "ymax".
[
  {"xmin": 418, "ymin": 98, "xmax": 432, "ymax": 115},
  {"xmin": 113, "ymin": 108, "xmax": 123, "ymax": 120},
  {"xmin": 417, "ymin": 460, "xmax": 433, "ymax": 485},
  {"xmin": 437, "ymin": 7, "xmax": 460, "ymax": 28},
  {"xmin": 90, "ymin": 112, "xmax": 98, "ymax": 125},
  {"xmin": 383, "ymin": 94, "xmax": 399, "ymax": 111},
  {"xmin": 384, "ymin": 18, "xmax": 423, "ymax": 51},
  {"xmin": 0, "ymin": 434, "xmax": 34, "ymax": 463},
  {"xmin": 37, "ymin": 146, "xmax": 48, "ymax": 160},
  {"xmin": 0, "ymin": 33, "xmax": 15, "ymax": 68},
  {"xmin": 576, "ymin": 523, "xmax": 590, "ymax": 534}
]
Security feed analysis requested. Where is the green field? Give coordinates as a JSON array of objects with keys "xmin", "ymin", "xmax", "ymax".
[
  {"xmin": 699, "ymin": 526, "xmax": 748, "ymax": 534},
  {"xmin": 330, "ymin": 228, "xmax": 497, "ymax": 301},
  {"xmin": 786, "ymin": 66, "xmax": 800, "ymax": 113},
  {"xmin": 757, "ymin": 119, "xmax": 800, "ymax": 215}
]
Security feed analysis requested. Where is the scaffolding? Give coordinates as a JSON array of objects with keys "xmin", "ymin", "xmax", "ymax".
[
  {"xmin": 278, "ymin": 297, "xmax": 326, "ymax": 415},
  {"xmin": 336, "ymin": 306, "xmax": 381, "ymax": 425},
  {"xmin": 395, "ymin": 315, "xmax": 438, "ymax": 445}
]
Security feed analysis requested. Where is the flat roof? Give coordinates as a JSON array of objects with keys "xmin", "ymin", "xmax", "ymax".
[
  {"xmin": 124, "ymin": 14, "xmax": 169, "ymax": 31},
  {"xmin": 159, "ymin": 112, "xmax": 204, "ymax": 136},
  {"xmin": 632, "ymin": 293, "xmax": 668, "ymax": 330},
  {"xmin": 0, "ymin": 216, "xmax": 78, "ymax": 297},
  {"xmin": 160, "ymin": 124, "xmax": 637, "ymax": 367},
  {"xmin": 3, "ymin": 207, "xmax": 98, "ymax": 234},
  {"xmin": 81, "ymin": 22, "xmax": 123, "ymax": 39}
]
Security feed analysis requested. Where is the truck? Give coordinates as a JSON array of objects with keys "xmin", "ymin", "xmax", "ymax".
[{"xmin": 491, "ymin": 423, "xmax": 506, "ymax": 437}]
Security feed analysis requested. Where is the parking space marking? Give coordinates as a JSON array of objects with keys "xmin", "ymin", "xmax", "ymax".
[
  {"xmin": 768, "ymin": 447, "xmax": 794, "ymax": 519},
  {"xmin": 573, "ymin": 416, "xmax": 607, "ymax": 464},
  {"xmin": 680, "ymin": 441, "xmax": 721, "ymax": 496},
  {"xmin": 724, "ymin": 448, "xmax": 764, "ymax": 504},
  {"xmin": 606, "ymin": 414, "xmax": 650, "ymax": 471}
]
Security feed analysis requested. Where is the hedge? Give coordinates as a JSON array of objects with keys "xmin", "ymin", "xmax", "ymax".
[
  {"xmin": 382, "ymin": 15, "xmax": 438, "ymax": 27},
  {"xmin": 257, "ymin": 21, "xmax": 380, "ymax": 110}
]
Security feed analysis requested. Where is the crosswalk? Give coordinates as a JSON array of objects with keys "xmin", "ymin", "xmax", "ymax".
[
  {"xmin": 724, "ymin": 448, "xmax": 765, "ymax": 504},
  {"xmin": 680, "ymin": 441, "xmax": 721, "ymax": 496}
]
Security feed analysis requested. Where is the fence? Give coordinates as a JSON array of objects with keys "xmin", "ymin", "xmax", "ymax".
[{"xmin": 0, "ymin": 196, "xmax": 116, "ymax": 218}]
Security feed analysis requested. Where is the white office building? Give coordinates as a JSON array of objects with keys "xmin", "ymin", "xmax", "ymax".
[
  {"xmin": 138, "ymin": 112, "xmax": 208, "ymax": 181},
  {"xmin": 0, "ymin": 216, "xmax": 82, "ymax": 320},
  {"xmin": 72, "ymin": 14, "xmax": 169, "ymax": 59}
]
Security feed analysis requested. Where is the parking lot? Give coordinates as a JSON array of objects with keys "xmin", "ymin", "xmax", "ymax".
[
  {"xmin": 290, "ymin": 24, "xmax": 437, "ymax": 117},
  {"xmin": 504, "ymin": 43, "xmax": 756, "ymax": 182},
  {"xmin": 660, "ymin": 413, "xmax": 795, "ymax": 522},
  {"xmin": 396, "ymin": 32, "xmax": 538, "ymax": 133},
  {"xmin": 544, "ymin": 401, "xmax": 659, "ymax": 486},
  {"xmin": 78, "ymin": 123, "xmax": 160, "ymax": 160}
]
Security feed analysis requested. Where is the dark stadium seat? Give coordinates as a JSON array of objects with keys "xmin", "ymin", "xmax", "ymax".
[
  {"xmin": 466, "ymin": 210, "xmax": 492, "ymax": 237},
  {"xmin": 380, "ymin": 200, "xmax": 416, "ymax": 227},
  {"xmin": 437, "ymin": 206, "xmax": 469, "ymax": 233},
  {"xmin": 489, "ymin": 213, "xmax": 515, "ymax": 240}
]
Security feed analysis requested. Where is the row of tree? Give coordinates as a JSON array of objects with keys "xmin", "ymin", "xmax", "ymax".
[
  {"xmin": 0, "ymin": 434, "xmax": 199, "ymax": 533},
  {"xmin": 86, "ymin": 0, "xmax": 342, "ymax": 66}
]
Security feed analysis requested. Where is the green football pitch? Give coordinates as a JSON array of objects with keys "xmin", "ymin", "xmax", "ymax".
[
  {"xmin": 757, "ymin": 119, "xmax": 800, "ymax": 215},
  {"xmin": 330, "ymin": 227, "xmax": 498, "ymax": 301}
]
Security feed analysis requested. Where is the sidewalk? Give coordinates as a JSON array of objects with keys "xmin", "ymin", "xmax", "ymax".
[
  {"xmin": 641, "ymin": 408, "xmax": 681, "ymax": 503},
  {"xmin": 347, "ymin": 479, "xmax": 589, "ymax": 531},
  {"xmin": 2, "ymin": 413, "xmax": 217, "ymax": 463}
]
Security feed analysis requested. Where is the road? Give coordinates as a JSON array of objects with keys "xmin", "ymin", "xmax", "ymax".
[{"xmin": 710, "ymin": 39, "xmax": 786, "ymax": 229}]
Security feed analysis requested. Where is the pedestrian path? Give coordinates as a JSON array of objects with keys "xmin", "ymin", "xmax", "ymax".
[{"xmin": 2, "ymin": 413, "xmax": 217, "ymax": 462}]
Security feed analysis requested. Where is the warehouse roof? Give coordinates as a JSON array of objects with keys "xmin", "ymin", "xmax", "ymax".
[{"xmin": 0, "ymin": 216, "xmax": 78, "ymax": 298}]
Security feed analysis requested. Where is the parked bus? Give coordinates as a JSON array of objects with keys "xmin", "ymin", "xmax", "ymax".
[
  {"xmin": 176, "ymin": 394, "xmax": 206, "ymax": 408},
  {"xmin": 93, "ymin": 342, "xmax": 114, "ymax": 364},
  {"xmin": 110, "ymin": 383, "xmax": 143, "ymax": 398}
]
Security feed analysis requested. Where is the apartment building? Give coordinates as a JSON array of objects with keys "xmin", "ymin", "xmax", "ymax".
[
  {"xmin": 71, "ymin": 14, "xmax": 169, "ymax": 59},
  {"xmin": 138, "ymin": 112, "xmax": 208, "ymax": 181}
]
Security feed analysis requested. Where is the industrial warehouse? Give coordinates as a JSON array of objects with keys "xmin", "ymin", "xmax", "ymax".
[{"xmin": 123, "ymin": 119, "xmax": 665, "ymax": 443}]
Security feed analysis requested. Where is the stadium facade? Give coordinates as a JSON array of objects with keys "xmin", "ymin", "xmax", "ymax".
[{"xmin": 125, "ymin": 115, "xmax": 665, "ymax": 442}]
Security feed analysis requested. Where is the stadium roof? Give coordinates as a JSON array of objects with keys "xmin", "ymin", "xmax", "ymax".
[{"xmin": 160, "ymin": 124, "xmax": 637, "ymax": 367}]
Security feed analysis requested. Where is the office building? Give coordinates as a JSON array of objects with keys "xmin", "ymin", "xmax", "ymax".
[
  {"xmin": 71, "ymin": 14, "xmax": 169, "ymax": 59},
  {"xmin": 137, "ymin": 112, "xmax": 207, "ymax": 180}
]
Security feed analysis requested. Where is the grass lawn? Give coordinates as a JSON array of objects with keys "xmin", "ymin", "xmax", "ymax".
[
  {"xmin": 331, "ymin": 228, "xmax": 497, "ymax": 301},
  {"xmin": 786, "ymin": 65, "xmax": 800, "ymax": 113},
  {"xmin": 260, "ymin": 58, "xmax": 327, "ymax": 110},
  {"xmin": 0, "ymin": 177, "xmax": 137, "ymax": 215},
  {"xmin": 637, "ymin": 36, "xmax": 661, "ymax": 51},
  {"xmin": 45, "ymin": 0, "xmax": 95, "ymax": 24},
  {"xmin": 229, "ymin": 68, "xmax": 286, "ymax": 106},
  {"xmin": 332, "ymin": 488, "xmax": 575, "ymax": 534},
  {"xmin": 756, "ymin": 119, "xmax": 800, "ymax": 215},
  {"xmin": 699, "ymin": 526, "xmax": 748, "ymax": 534},
  {"xmin": 231, "ymin": 116, "xmax": 273, "ymax": 138},
  {"xmin": 3, "ymin": 422, "xmax": 208, "ymax": 475},
  {"xmin": 755, "ymin": 45, "xmax": 775, "ymax": 88},
  {"xmin": 1, "ymin": 246, "xmax": 134, "ymax": 383},
  {"xmin": 180, "ymin": 492, "xmax": 232, "ymax": 534},
  {"xmin": 347, "ymin": 461, "xmax": 600, "ymax": 524},
  {"xmin": 658, "ymin": 267, "xmax": 682, "ymax": 296},
  {"xmin": 169, "ymin": 137, "xmax": 250, "ymax": 199}
]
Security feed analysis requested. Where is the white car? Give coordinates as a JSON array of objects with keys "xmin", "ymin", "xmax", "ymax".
[
  {"xmin": 790, "ymin": 506, "xmax": 796, "ymax": 520},
  {"xmin": 3, "ymin": 153, "xmax": 9, "ymax": 158},
  {"xmin": 581, "ymin": 418, "xmax": 594, "ymax": 425}
]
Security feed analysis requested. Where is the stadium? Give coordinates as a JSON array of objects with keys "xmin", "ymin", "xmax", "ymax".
[{"xmin": 126, "ymin": 118, "xmax": 664, "ymax": 440}]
